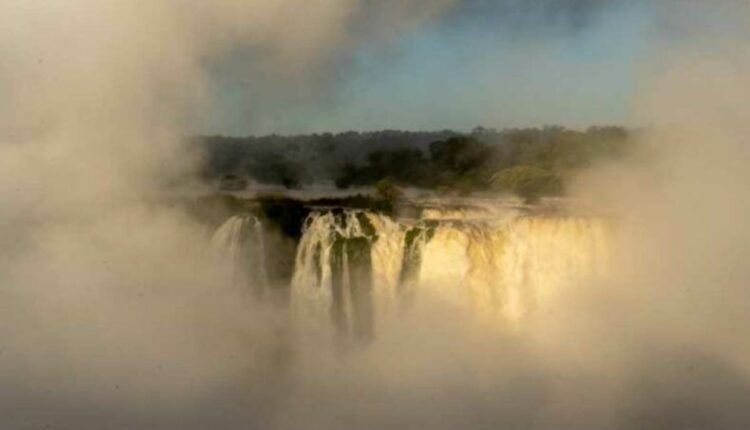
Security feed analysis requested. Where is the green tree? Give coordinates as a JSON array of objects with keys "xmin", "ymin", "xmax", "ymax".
[
  {"xmin": 491, "ymin": 165, "xmax": 562, "ymax": 204},
  {"xmin": 374, "ymin": 177, "xmax": 403, "ymax": 201},
  {"xmin": 429, "ymin": 136, "xmax": 490, "ymax": 175}
]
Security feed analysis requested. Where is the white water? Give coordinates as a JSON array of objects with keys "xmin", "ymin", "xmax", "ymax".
[
  {"xmin": 290, "ymin": 209, "xmax": 612, "ymax": 333},
  {"xmin": 211, "ymin": 209, "xmax": 612, "ymax": 334},
  {"xmin": 417, "ymin": 216, "xmax": 611, "ymax": 323},
  {"xmin": 210, "ymin": 214, "xmax": 270, "ymax": 295},
  {"xmin": 290, "ymin": 211, "xmax": 405, "ymax": 338}
]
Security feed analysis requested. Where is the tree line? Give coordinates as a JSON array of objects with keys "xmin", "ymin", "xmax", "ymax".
[{"xmin": 196, "ymin": 125, "xmax": 631, "ymax": 203}]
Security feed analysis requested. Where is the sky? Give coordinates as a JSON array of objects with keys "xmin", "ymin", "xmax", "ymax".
[{"xmin": 205, "ymin": 0, "xmax": 653, "ymax": 135}]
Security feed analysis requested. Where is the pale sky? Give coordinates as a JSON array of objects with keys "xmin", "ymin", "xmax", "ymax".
[{"xmin": 204, "ymin": 0, "xmax": 653, "ymax": 135}]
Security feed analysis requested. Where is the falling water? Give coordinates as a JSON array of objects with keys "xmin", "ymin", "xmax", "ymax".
[
  {"xmin": 291, "ymin": 209, "xmax": 612, "ymax": 332},
  {"xmin": 290, "ymin": 211, "xmax": 404, "ymax": 340},
  {"xmin": 416, "ymin": 216, "xmax": 611, "ymax": 323},
  {"xmin": 210, "ymin": 208, "xmax": 612, "ymax": 336},
  {"xmin": 209, "ymin": 214, "xmax": 270, "ymax": 296}
]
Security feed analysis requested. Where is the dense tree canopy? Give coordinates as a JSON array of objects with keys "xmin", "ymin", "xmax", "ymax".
[
  {"xmin": 196, "ymin": 125, "xmax": 632, "ymax": 201},
  {"xmin": 490, "ymin": 165, "xmax": 562, "ymax": 203}
]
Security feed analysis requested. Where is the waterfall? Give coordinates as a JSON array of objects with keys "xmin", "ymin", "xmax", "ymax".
[
  {"xmin": 398, "ymin": 220, "xmax": 438, "ymax": 304},
  {"xmin": 210, "ymin": 207, "xmax": 612, "ymax": 336},
  {"xmin": 209, "ymin": 214, "xmax": 270, "ymax": 296},
  {"xmin": 418, "ymin": 216, "xmax": 611, "ymax": 323},
  {"xmin": 291, "ymin": 210, "xmax": 612, "ymax": 331},
  {"xmin": 291, "ymin": 211, "xmax": 403, "ymax": 340}
]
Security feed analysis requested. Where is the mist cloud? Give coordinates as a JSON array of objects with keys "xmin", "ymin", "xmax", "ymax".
[
  {"xmin": 2, "ymin": 0, "xmax": 750, "ymax": 429},
  {"xmin": 0, "ymin": 1, "xmax": 457, "ymax": 428}
]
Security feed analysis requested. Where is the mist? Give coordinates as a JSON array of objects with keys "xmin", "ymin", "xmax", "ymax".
[{"xmin": 2, "ymin": 1, "xmax": 750, "ymax": 429}]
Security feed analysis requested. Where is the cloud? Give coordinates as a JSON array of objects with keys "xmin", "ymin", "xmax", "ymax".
[{"xmin": 446, "ymin": 0, "xmax": 637, "ymax": 35}]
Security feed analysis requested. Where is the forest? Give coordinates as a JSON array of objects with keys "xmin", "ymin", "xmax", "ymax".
[{"xmin": 196, "ymin": 126, "xmax": 631, "ymax": 203}]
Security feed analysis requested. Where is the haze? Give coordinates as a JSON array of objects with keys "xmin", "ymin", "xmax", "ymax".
[{"xmin": 1, "ymin": 1, "xmax": 749, "ymax": 429}]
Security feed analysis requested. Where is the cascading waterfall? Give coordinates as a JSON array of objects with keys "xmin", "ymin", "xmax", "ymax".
[
  {"xmin": 210, "ymin": 207, "xmax": 612, "ymax": 336},
  {"xmin": 417, "ymin": 216, "xmax": 611, "ymax": 323},
  {"xmin": 209, "ymin": 214, "xmax": 270, "ymax": 296},
  {"xmin": 291, "ymin": 211, "xmax": 405, "ymax": 340},
  {"xmin": 398, "ymin": 220, "xmax": 438, "ymax": 303},
  {"xmin": 291, "ymin": 209, "xmax": 612, "ymax": 332}
]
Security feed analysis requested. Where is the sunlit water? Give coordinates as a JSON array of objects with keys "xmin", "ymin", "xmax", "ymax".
[{"xmin": 211, "ymin": 203, "xmax": 612, "ymax": 339}]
